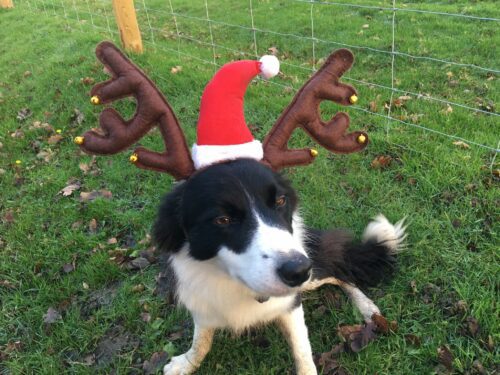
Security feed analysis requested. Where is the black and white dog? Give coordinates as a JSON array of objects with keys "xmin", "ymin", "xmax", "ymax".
[{"xmin": 154, "ymin": 158, "xmax": 406, "ymax": 375}]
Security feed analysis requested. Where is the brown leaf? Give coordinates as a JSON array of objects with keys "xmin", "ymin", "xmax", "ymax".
[
  {"xmin": 48, "ymin": 134, "xmax": 63, "ymax": 144},
  {"xmin": 452, "ymin": 141, "xmax": 470, "ymax": 149},
  {"xmin": 410, "ymin": 280, "xmax": 418, "ymax": 294},
  {"xmin": 88, "ymin": 219, "xmax": 98, "ymax": 233},
  {"xmin": 11, "ymin": 129, "xmax": 24, "ymax": 138},
  {"xmin": 80, "ymin": 77, "xmax": 95, "ymax": 85},
  {"xmin": 128, "ymin": 257, "xmax": 150, "ymax": 270},
  {"xmin": 17, "ymin": 108, "xmax": 32, "ymax": 122},
  {"xmin": 142, "ymin": 351, "xmax": 169, "ymax": 375},
  {"xmin": 59, "ymin": 183, "xmax": 81, "ymax": 197},
  {"xmin": 141, "ymin": 312, "xmax": 152, "ymax": 323},
  {"xmin": 314, "ymin": 345, "xmax": 348, "ymax": 374},
  {"xmin": 132, "ymin": 284, "xmax": 145, "ymax": 293},
  {"xmin": 369, "ymin": 101, "xmax": 377, "ymax": 112},
  {"xmin": 268, "ymin": 46, "xmax": 278, "ymax": 55},
  {"xmin": 170, "ymin": 66, "xmax": 182, "ymax": 74},
  {"xmin": 80, "ymin": 189, "xmax": 113, "ymax": 202},
  {"xmin": 36, "ymin": 149, "xmax": 54, "ymax": 162},
  {"xmin": 62, "ymin": 263, "xmax": 74, "ymax": 273},
  {"xmin": 371, "ymin": 155, "xmax": 392, "ymax": 169},
  {"xmin": 70, "ymin": 108, "xmax": 85, "ymax": 126},
  {"xmin": 107, "ymin": 237, "xmax": 118, "ymax": 245},
  {"xmin": 0, "ymin": 280, "xmax": 16, "ymax": 289},
  {"xmin": 71, "ymin": 220, "xmax": 83, "ymax": 230},
  {"xmin": 5, "ymin": 340, "xmax": 22, "ymax": 352},
  {"xmin": 464, "ymin": 316, "xmax": 480, "ymax": 337},
  {"xmin": 338, "ymin": 322, "xmax": 378, "ymax": 353},
  {"xmin": 404, "ymin": 334, "xmax": 421, "ymax": 347},
  {"xmin": 43, "ymin": 307, "xmax": 62, "ymax": 324},
  {"xmin": 371, "ymin": 314, "xmax": 390, "ymax": 333},
  {"xmin": 3, "ymin": 210, "xmax": 15, "ymax": 224},
  {"xmin": 437, "ymin": 345, "xmax": 453, "ymax": 371},
  {"xmin": 23, "ymin": 70, "xmax": 32, "ymax": 78}
]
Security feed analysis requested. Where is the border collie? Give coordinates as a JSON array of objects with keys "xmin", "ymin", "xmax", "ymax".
[{"xmin": 154, "ymin": 158, "xmax": 406, "ymax": 375}]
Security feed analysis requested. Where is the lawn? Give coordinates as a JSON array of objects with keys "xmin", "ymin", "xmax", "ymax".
[{"xmin": 0, "ymin": 0, "xmax": 498, "ymax": 374}]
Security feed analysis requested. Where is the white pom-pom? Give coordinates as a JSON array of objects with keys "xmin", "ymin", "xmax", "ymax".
[{"xmin": 259, "ymin": 55, "xmax": 280, "ymax": 79}]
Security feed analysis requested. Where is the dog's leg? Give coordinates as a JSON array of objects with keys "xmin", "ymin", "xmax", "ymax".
[
  {"xmin": 278, "ymin": 304, "xmax": 317, "ymax": 375},
  {"xmin": 339, "ymin": 281, "xmax": 380, "ymax": 322},
  {"xmin": 163, "ymin": 324, "xmax": 215, "ymax": 375}
]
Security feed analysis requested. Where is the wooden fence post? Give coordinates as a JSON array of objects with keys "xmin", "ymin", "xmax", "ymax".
[
  {"xmin": 112, "ymin": 0, "xmax": 143, "ymax": 53},
  {"xmin": 0, "ymin": 0, "xmax": 14, "ymax": 8}
]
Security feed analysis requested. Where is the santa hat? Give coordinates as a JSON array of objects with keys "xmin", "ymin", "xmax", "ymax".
[{"xmin": 192, "ymin": 55, "xmax": 280, "ymax": 169}]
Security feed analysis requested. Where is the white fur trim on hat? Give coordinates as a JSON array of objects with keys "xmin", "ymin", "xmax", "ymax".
[
  {"xmin": 192, "ymin": 140, "xmax": 264, "ymax": 169},
  {"xmin": 259, "ymin": 55, "xmax": 280, "ymax": 79}
]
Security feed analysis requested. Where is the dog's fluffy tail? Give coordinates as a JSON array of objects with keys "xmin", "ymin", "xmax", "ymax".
[{"xmin": 307, "ymin": 215, "xmax": 407, "ymax": 288}]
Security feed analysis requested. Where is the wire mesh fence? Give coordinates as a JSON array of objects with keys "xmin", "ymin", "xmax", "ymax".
[{"xmin": 17, "ymin": 0, "xmax": 500, "ymax": 165}]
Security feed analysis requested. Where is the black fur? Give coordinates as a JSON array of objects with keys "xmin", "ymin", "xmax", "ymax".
[
  {"xmin": 153, "ymin": 159, "xmax": 298, "ymax": 260},
  {"xmin": 305, "ymin": 228, "xmax": 396, "ymax": 288}
]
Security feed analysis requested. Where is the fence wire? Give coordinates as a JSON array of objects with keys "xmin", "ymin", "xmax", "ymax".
[{"xmin": 17, "ymin": 0, "xmax": 500, "ymax": 156}]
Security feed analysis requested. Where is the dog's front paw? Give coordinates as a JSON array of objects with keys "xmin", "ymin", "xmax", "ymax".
[{"xmin": 163, "ymin": 354, "xmax": 197, "ymax": 375}]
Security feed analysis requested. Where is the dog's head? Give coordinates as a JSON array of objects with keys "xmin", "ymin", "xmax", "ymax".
[{"xmin": 154, "ymin": 159, "xmax": 312, "ymax": 297}]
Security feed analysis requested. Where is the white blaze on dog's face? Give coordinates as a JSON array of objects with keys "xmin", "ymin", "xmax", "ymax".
[{"xmin": 154, "ymin": 159, "xmax": 312, "ymax": 297}]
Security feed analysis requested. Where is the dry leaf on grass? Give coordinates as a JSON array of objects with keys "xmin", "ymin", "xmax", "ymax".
[
  {"xmin": 371, "ymin": 155, "xmax": 392, "ymax": 169},
  {"xmin": 80, "ymin": 189, "xmax": 113, "ymax": 202},
  {"xmin": 142, "ymin": 351, "xmax": 169, "ymax": 375},
  {"xmin": 48, "ymin": 134, "xmax": 63, "ymax": 144},
  {"xmin": 43, "ymin": 307, "xmax": 62, "ymax": 324},
  {"xmin": 437, "ymin": 345, "xmax": 453, "ymax": 371},
  {"xmin": 452, "ymin": 141, "xmax": 470, "ymax": 149},
  {"xmin": 59, "ymin": 183, "xmax": 81, "ymax": 197},
  {"xmin": 268, "ymin": 46, "xmax": 279, "ymax": 55},
  {"xmin": 170, "ymin": 66, "xmax": 182, "ymax": 74}
]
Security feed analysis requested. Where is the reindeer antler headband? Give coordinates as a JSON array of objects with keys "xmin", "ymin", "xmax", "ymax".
[{"xmin": 75, "ymin": 41, "xmax": 368, "ymax": 180}]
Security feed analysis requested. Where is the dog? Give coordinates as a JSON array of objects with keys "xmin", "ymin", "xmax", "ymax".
[
  {"xmin": 154, "ymin": 158, "xmax": 406, "ymax": 375},
  {"xmin": 75, "ymin": 42, "xmax": 406, "ymax": 374}
]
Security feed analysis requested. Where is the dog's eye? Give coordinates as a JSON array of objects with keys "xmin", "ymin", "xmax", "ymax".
[
  {"xmin": 275, "ymin": 195, "xmax": 287, "ymax": 207},
  {"xmin": 214, "ymin": 216, "xmax": 231, "ymax": 226}
]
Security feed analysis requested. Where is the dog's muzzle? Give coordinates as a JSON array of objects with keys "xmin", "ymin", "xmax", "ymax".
[{"xmin": 277, "ymin": 252, "xmax": 312, "ymax": 287}]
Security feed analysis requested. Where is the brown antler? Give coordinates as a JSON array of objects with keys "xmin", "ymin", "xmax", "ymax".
[
  {"xmin": 263, "ymin": 49, "xmax": 368, "ymax": 170},
  {"xmin": 75, "ymin": 41, "xmax": 195, "ymax": 180}
]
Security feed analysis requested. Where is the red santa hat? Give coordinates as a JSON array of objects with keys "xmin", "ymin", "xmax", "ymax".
[{"xmin": 192, "ymin": 55, "xmax": 280, "ymax": 169}]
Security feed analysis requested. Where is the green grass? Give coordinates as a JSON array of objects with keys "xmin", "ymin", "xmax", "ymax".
[{"xmin": 0, "ymin": 0, "xmax": 498, "ymax": 374}]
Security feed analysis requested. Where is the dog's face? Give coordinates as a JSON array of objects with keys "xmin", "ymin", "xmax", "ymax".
[{"xmin": 154, "ymin": 159, "xmax": 312, "ymax": 296}]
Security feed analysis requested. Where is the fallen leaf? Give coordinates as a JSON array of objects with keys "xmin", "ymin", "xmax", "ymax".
[
  {"xmin": 43, "ymin": 307, "xmax": 62, "ymax": 324},
  {"xmin": 70, "ymin": 108, "xmax": 85, "ymax": 126},
  {"xmin": 59, "ymin": 183, "xmax": 81, "ymax": 197},
  {"xmin": 5, "ymin": 340, "xmax": 22, "ymax": 352},
  {"xmin": 3, "ymin": 210, "xmax": 15, "ymax": 224},
  {"xmin": 10, "ymin": 129, "xmax": 24, "ymax": 138},
  {"xmin": 371, "ymin": 155, "xmax": 392, "ymax": 169},
  {"xmin": 314, "ymin": 344, "xmax": 348, "ymax": 374},
  {"xmin": 142, "ymin": 351, "xmax": 169, "ymax": 375},
  {"xmin": 446, "ymin": 71, "xmax": 453, "ymax": 79},
  {"xmin": 62, "ymin": 263, "xmax": 74, "ymax": 273},
  {"xmin": 17, "ymin": 108, "xmax": 32, "ymax": 122},
  {"xmin": 48, "ymin": 134, "xmax": 63, "ymax": 144},
  {"xmin": 0, "ymin": 280, "xmax": 16, "ymax": 289},
  {"xmin": 80, "ymin": 77, "xmax": 95, "ymax": 85},
  {"xmin": 410, "ymin": 280, "xmax": 418, "ymax": 294},
  {"xmin": 23, "ymin": 71, "xmax": 32, "ymax": 77},
  {"xmin": 88, "ymin": 219, "xmax": 98, "ymax": 233},
  {"xmin": 463, "ymin": 316, "xmax": 480, "ymax": 337},
  {"xmin": 268, "ymin": 46, "xmax": 278, "ymax": 55},
  {"xmin": 71, "ymin": 220, "xmax": 83, "ymax": 230},
  {"xmin": 170, "ymin": 66, "xmax": 182, "ymax": 74},
  {"xmin": 80, "ymin": 189, "xmax": 113, "ymax": 202},
  {"xmin": 452, "ymin": 141, "xmax": 470, "ymax": 149},
  {"xmin": 141, "ymin": 312, "xmax": 152, "ymax": 323},
  {"xmin": 82, "ymin": 282, "xmax": 90, "ymax": 290},
  {"xmin": 404, "ymin": 334, "xmax": 421, "ymax": 347},
  {"xmin": 362, "ymin": 24, "xmax": 369, "ymax": 29},
  {"xmin": 369, "ymin": 101, "xmax": 377, "ymax": 112},
  {"xmin": 107, "ymin": 237, "xmax": 118, "ymax": 245},
  {"xmin": 128, "ymin": 257, "xmax": 150, "ymax": 270},
  {"xmin": 444, "ymin": 105, "xmax": 453, "ymax": 115},
  {"xmin": 132, "ymin": 284, "xmax": 145, "ymax": 293},
  {"xmin": 437, "ymin": 345, "xmax": 453, "ymax": 371}
]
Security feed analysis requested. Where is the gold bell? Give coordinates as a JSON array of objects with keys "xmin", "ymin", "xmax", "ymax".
[
  {"xmin": 90, "ymin": 96, "xmax": 100, "ymax": 105},
  {"xmin": 357, "ymin": 134, "xmax": 367, "ymax": 144},
  {"xmin": 74, "ymin": 136, "xmax": 84, "ymax": 145},
  {"xmin": 310, "ymin": 149, "xmax": 319, "ymax": 157},
  {"xmin": 129, "ymin": 153, "xmax": 139, "ymax": 163},
  {"xmin": 349, "ymin": 95, "xmax": 358, "ymax": 104}
]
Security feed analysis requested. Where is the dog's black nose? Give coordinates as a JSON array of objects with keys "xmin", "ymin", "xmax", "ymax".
[{"xmin": 277, "ymin": 253, "xmax": 312, "ymax": 287}]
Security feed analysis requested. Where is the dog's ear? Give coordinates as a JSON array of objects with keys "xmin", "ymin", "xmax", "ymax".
[{"xmin": 153, "ymin": 183, "xmax": 186, "ymax": 252}]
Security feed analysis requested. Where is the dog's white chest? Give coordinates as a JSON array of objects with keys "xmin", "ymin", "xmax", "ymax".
[{"xmin": 171, "ymin": 251, "xmax": 296, "ymax": 330}]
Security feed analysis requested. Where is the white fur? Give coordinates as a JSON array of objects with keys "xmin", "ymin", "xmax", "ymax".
[
  {"xmin": 259, "ymin": 55, "xmax": 280, "ymax": 79},
  {"xmin": 191, "ymin": 140, "xmax": 263, "ymax": 170},
  {"xmin": 362, "ymin": 214, "xmax": 407, "ymax": 253},
  {"xmin": 170, "ymin": 212, "xmax": 305, "ymax": 330},
  {"xmin": 278, "ymin": 305, "xmax": 317, "ymax": 375}
]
